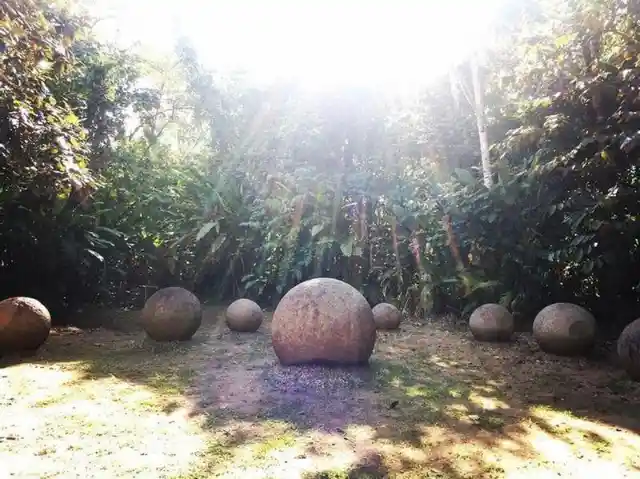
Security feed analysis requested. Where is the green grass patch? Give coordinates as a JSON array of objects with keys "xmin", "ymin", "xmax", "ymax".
[
  {"xmin": 582, "ymin": 430, "xmax": 612, "ymax": 454},
  {"xmin": 471, "ymin": 412, "xmax": 506, "ymax": 431},
  {"xmin": 370, "ymin": 357, "xmax": 473, "ymax": 428},
  {"xmin": 302, "ymin": 470, "xmax": 350, "ymax": 479},
  {"xmin": 33, "ymin": 396, "xmax": 65, "ymax": 408},
  {"xmin": 253, "ymin": 433, "xmax": 297, "ymax": 459},
  {"xmin": 171, "ymin": 439, "xmax": 235, "ymax": 479}
]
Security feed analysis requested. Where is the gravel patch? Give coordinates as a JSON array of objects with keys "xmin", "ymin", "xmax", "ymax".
[
  {"xmin": 258, "ymin": 364, "xmax": 376, "ymax": 430},
  {"xmin": 262, "ymin": 364, "xmax": 373, "ymax": 393}
]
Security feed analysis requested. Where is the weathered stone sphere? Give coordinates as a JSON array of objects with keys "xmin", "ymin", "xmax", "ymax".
[
  {"xmin": 617, "ymin": 318, "xmax": 640, "ymax": 380},
  {"xmin": 469, "ymin": 303, "xmax": 514, "ymax": 342},
  {"xmin": 271, "ymin": 278, "xmax": 376, "ymax": 366},
  {"xmin": 372, "ymin": 303, "xmax": 402, "ymax": 330},
  {"xmin": 0, "ymin": 297, "xmax": 51, "ymax": 353},
  {"xmin": 533, "ymin": 303, "xmax": 596, "ymax": 355},
  {"xmin": 225, "ymin": 298, "xmax": 263, "ymax": 332},
  {"xmin": 141, "ymin": 287, "xmax": 202, "ymax": 341}
]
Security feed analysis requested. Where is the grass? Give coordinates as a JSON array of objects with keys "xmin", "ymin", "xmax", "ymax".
[
  {"xmin": 172, "ymin": 439, "xmax": 236, "ymax": 479},
  {"xmin": 253, "ymin": 433, "xmax": 297, "ymax": 459},
  {"xmin": 2, "ymin": 306, "xmax": 640, "ymax": 478}
]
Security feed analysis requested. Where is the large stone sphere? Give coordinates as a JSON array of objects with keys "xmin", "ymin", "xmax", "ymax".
[
  {"xmin": 372, "ymin": 303, "xmax": 402, "ymax": 330},
  {"xmin": 533, "ymin": 303, "xmax": 596, "ymax": 355},
  {"xmin": 617, "ymin": 318, "xmax": 640, "ymax": 381},
  {"xmin": 0, "ymin": 297, "xmax": 51, "ymax": 353},
  {"xmin": 141, "ymin": 287, "xmax": 202, "ymax": 341},
  {"xmin": 226, "ymin": 298, "xmax": 263, "ymax": 332},
  {"xmin": 271, "ymin": 278, "xmax": 376, "ymax": 366},
  {"xmin": 469, "ymin": 303, "xmax": 514, "ymax": 342}
]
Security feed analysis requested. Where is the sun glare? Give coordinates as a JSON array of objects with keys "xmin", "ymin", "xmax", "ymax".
[{"xmin": 90, "ymin": 0, "xmax": 506, "ymax": 93}]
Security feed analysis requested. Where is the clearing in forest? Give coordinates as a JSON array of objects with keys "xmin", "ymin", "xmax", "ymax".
[{"xmin": 1, "ymin": 308, "xmax": 640, "ymax": 478}]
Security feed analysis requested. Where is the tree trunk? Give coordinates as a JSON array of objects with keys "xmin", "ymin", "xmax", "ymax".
[{"xmin": 470, "ymin": 54, "xmax": 493, "ymax": 188}]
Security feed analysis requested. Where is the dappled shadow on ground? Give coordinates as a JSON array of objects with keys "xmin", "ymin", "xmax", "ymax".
[
  {"xmin": 365, "ymin": 336, "xmax": 640, "ymax": 477},
  {"xmin": 180, "ymin": 317, "xmax": 640, "ymax": 477},
  {"xmin": 2, "ymin": 310, "xmax": 640, "ymax": 478}
]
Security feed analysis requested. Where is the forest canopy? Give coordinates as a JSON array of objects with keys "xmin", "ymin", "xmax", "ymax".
[{"xmin": 1, "ymin": 0, "xmax": 640, "ymax": 335}]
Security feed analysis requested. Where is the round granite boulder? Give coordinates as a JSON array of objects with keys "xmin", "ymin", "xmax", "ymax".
[
  {"xmin": 372, "ymin": 303, "xmax": 402, "ymax": 330},
  {"xmin": 0, "ymin": 297, "xmax": 51, "ymax": 353},
  {"xmin": 533, "ymin": 303, "xmax": 596, "ymax": 355},
  {"xmin": 469, "ymin": 303, "xmax": 514, "ymax": 342},
  {"xmin": 225, "ymin": 298, "xmax": 263, "ymax": 332},
  {"xmin": 271, "ymin": 278, "xmax": 376, "ymax": 366},
  {"xmin": 141, "ymin": 287, "xmax": 202, "ymax": 341},
  {"xmin": 617, "ymin": 318, "xmax": 640, "ymax": 381}
]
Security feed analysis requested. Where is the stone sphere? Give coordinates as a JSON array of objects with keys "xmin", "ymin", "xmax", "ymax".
[
  {"xmin": 271, "ymin": 278, "xmax": 376, "ymax": 366},
  {"xmin": 372, "ymin": 303, "xmax": 402, "ymax": 330},
  {"xmin": 533, "ymin": 303, "xmax": 596, "ymax": 355},
  {"xmin": 617, "ymin": 318, "xmax": 640, "ymax": 381},
  {"xmin": 0, "ymin": 297, "xmax": 51, "ymax": 353},
  {"xmin": 469, "ymin": 303, "xmax": 514, "ymax": 342},
  {"xmin": 141, "ymin": 287, "xmax": 202, "ymax": 341},
  {"xmin": 225, "ymin": 298, "xmax": 263, "ymax": 332}
]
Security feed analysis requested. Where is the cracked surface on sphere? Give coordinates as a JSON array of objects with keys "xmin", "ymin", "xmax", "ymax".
[
  {"xmin": 618, "ymin": 318, "xmax": 640, "ymax": 381},
  {"xmin": 271, "ymin": 278, "xmax": 376, "ymax": 366},
  {"xmin": 225, "ymin": 298, "xmax": 263, "ymax": 332},
  {"xmin": 469, "ymin": 303, "xmax": 514, "ymax": 342},
  {"xmin": 141, "ymin": 287, "xmax": 202, "ymax": 342},
  {"xmin": 533, "ymin": 303, "xmax": 596, "ymax": 356},
  {"xmin": 0, "ymin": 297, "xmax": 51, "ymax": 352}
]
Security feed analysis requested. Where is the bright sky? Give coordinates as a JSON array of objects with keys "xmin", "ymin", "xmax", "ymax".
[{"xmin": 87, "ymin": 0, "xmax": 508, "ymax": 93}]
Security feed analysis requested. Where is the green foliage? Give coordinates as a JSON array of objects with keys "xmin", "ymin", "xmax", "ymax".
[
  {"xmin": 0, "ymin": 0, "xmax": 91, "ymax": 195},
  {"xmin": 2, "ymin": 0, "xmax": 640, "ymax": 333},
  {"xmin": 421, "ymin": 0, "xmax": 640, "ymax": 327},
  {"xmin": 0, "ymin": 0, "xmax": 162, "ymax": 313}
]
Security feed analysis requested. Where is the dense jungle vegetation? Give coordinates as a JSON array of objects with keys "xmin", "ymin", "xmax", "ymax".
[{"xmin": 2, "ymin": 0, "xmax": 640, "ymax": 335}]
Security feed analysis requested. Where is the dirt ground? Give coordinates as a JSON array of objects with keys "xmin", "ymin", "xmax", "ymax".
[{"xmin": 1, "ymin": 307, "xmax": 640, "ymax": 478}]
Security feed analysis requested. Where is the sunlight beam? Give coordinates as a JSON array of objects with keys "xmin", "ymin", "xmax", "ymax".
[{"xmin": 88, "ymin": 0, "xmax": 507, "ymax": 93}]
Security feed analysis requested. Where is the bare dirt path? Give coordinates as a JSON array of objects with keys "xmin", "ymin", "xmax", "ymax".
[{"xmin": 1, "ymin": 307, "xmax": 640, "ymax": 478}]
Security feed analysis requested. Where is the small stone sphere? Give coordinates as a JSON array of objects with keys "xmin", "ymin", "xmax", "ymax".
[
  {"xmin": 225, "ymin": 299, "xmax": 263, "ymax": 332},
  {"xmin": 0, "ymin": 297, "xmax": 51, "ymax": 353},
  {"xmin": 372, "ymin": 303, "xmax": 402, "ymax": 330},
  {"xmin": 533, "ymin": 303, "xmax": 596, "ymax": 355},
  {"xmin": 141, "ymin": 287, "xmax": 202, "ymax": 341},
  {"xmin": 617, "ymin": 318, "xmax": 640, "ymax": 381},
  {"xmin": 469, "ymin": 303, "xmax": 514, "ymax": 342},
  {"xmin": 271, "ymin": 278, "xmax": 376, "ymax": 366}
]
